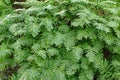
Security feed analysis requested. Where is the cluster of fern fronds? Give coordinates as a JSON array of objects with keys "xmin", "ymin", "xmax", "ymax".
[
  {"xmin": 0, "ymin": 0, "xmax": 13, "ymax": 19},
  {"xmin": 0, "ymin": 0, "xmax": 120, "ymax": 80}
]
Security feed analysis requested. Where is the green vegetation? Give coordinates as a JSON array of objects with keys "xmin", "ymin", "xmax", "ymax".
[
  {"xmin": 0, "ymin": 0, "xmax": 13, "ymax": 18},
  {"xmin": 0, "ymin": 0, "xmax": 120, "ymax": 80}
]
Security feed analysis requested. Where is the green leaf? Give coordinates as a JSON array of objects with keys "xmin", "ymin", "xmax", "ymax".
[
  {"xmin": 80, "ymin": 58, "xmax": 89, "ymax": 70},
  {"xmin": 64, "ymin": 32, "xmax": 76, "ymax": 51},
  {"xmin": 71, "ymin": 18, "xmax": 88, "ymax": 27},
  {"xmin": 103, "ymin": 33, "xmax": 115, "ymax": 45},
  {"xmin": 40, "ymin": 18, "xmax": 53, "ymax": 31},
  {"xmin": 71, "ymin": 46, "xmax": 83, "ymax": 61},
  {"xmin": 31, "ymin": 43, "xmax": 41, "ymax": 52},
  {"xmin": 66, "ymin": 64, "xmax": 79, "ymax": 76},
  {"xmin": 86, "ymin": 51, "xmax": 95, "ymax": 62},
  {"xmin": 37, "ymin": 50, "xmax": 47, "ymax": 59},
  {"xmin": 53, "ymin": 70, "xmax": 67, "ymax": 80},
  {"xmin": 94, "ymin": 23, "xmax": 110, "ymax": 33},
  {"xmin": 19, "ymin": 68, "xmax": 40, "ymax": 80},
  {"xmin": 107, "ymin": 21, "xmax": 119, "ymax": 28},
  {"xmin": 76, "ymin": 30, "xmax": 88, "ymax": 40},
  {"xmin": 44, "ymin": 5, "xmax": 56, "ymax": 10},
  {"xmin": 114, "ymin": 29, "xmax": 120, "ymax": 38},
  {"xmin": 79, "ymin": 72, "xmax": 87, "ymax": 80},
  {"xmin": 113, "ymin": 46, "xmax": 120, "ymax": 54},
  {"xmin": 0, "ymin": 49, "xmax": 11, "ymax": 59},
  {"xmin": 14, "ymin": 50, "xmax": 29, "ymax": 63},
  {"xmin": 111, "ymin": 60, "xmax": 120, "ymax": 67},
  {"xmin": 58, "ymin": 25, "xmax": 69, "ymax": 33},
  {"xmin": 71, "ymin": 20, "xmax": 79, "ymax": 27},
  {"xmin": 47, "ymin": 48, "xmax": 59, "ymax": 57},
  {"xmin": 55, "ymin": 9, "xmax": 66, "ymax": 16},
  {"xmin": 53, "ymin": 32, "xmax": 64, "ymax": 46},
  {"xmin": 86, "ymin": 28, "xmax": 97, "ymax": 39},
  {"xmin": 9, "ymin": 23, "xmax": 19, "ymax": 35},
  {"xmin": 28, "ymin": 24, "xmax": 40, "ymax": 37},
  {"xmin": 27, "ymin": 55, "xmax": 36, "ymax": 62},
  {"xmin": 85, "ymin": 69, "xmax": 94, "ymax": 80}
]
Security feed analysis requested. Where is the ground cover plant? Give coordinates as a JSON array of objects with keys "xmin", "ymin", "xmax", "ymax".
[
  {"xmin": 0, "ymin": 0, "xmax": 120, "ymax": 80},
  {"xmin": 0, "ymin": 0, "xmax": 13, "ymax": 18}
]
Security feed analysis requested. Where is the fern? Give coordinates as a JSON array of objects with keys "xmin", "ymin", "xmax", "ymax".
[{"xmin": 0, "ymin": 0, "xmax": 120, "ymax": 80}]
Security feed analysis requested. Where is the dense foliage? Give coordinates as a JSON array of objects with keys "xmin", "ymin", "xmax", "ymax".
[
  {"xmin": 0, "ymin": 0, "xmax": 120, "ymax": 80},
  {"xmin": 0, "ymin": 0, "xmax": 13, "ymax": 18}
]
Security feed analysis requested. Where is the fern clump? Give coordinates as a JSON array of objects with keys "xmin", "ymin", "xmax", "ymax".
[{"xmin": 0, "ymin": 0, "xmax": 120, "ymax": 80}]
